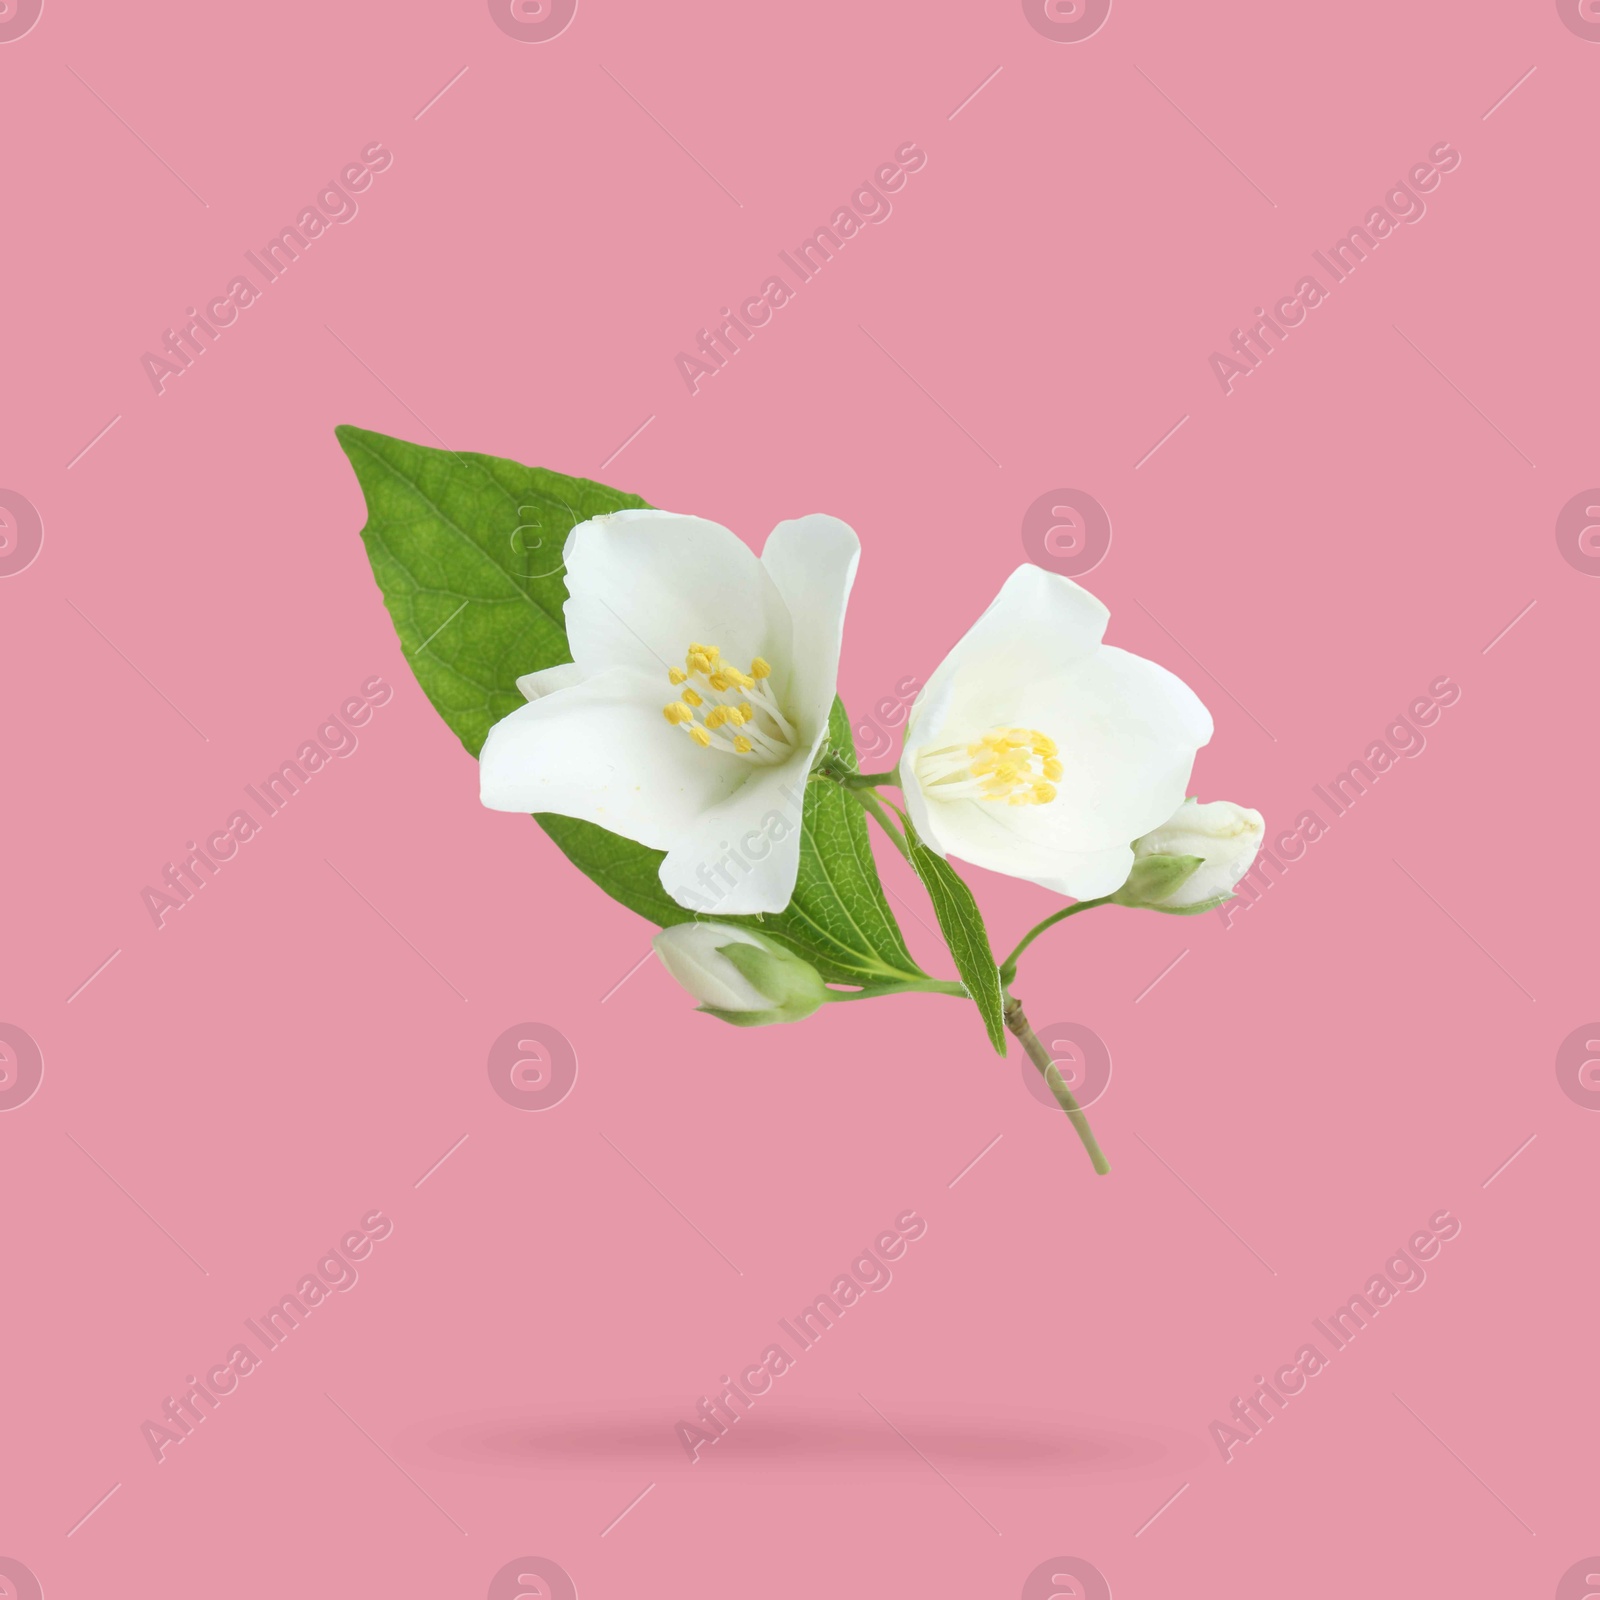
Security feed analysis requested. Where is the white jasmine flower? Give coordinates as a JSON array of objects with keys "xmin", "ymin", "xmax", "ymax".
[
  {"xmin": 480, "ymin": 509, "xmax": 859, "ymax": 914},
  {"xmin": 899, "ymin": 564, "xmax": 1213, "ymax": 899}
]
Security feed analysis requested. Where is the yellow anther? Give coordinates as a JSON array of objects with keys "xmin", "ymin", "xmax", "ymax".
[
  {"xmin": 946, "ymin": 725, "xmax": 1062, "ymax": 804},
  {"xmin": 667, "ymin": 639, "xmax": 794, "ymax": 765}
]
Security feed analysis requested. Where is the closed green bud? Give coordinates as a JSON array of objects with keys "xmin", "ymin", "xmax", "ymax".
[
  {"xmin": 651, "ymin": 922, "xmax": 827, "ymax": 1027},
  {"xmin": 1124, "ymin": 797, "xmax": 1266, "ymax": 913}
]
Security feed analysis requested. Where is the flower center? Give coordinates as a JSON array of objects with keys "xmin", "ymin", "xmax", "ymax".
[
  {"xmin": 915, "ymin": 727, "xmax": 1062, "ymax": 806},
  {"xmin": 660, "ymin": 642, "xmax": 796, "ymax": 765}
]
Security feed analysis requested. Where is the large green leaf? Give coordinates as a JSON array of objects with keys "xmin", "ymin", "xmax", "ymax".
[
  {"xmin": 338, "ymin": 425, "xmax": 924, "ymax": 988},
  {"xmin": 897, "ymin": 807, "xmax": 1007, "ymax": 1054},
  {"xmin": 336, "ymin": 423, "xmax": 642, "ymax": 755}
]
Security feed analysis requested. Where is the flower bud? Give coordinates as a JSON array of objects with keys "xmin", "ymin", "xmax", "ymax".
[
  {"xmin": 651, "ymin": 922, "xmax": 828, "ymax": 1026},
  {"xmin": 1120, "ymin": 797, "xmax": 1265, "ymax": 912}
]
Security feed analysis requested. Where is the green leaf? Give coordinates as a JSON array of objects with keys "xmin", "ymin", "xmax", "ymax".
[
  {"xmin": 895, "ymin": 808, "xmax": 1007, "ymax": 1055},
  {"xmin": 338, "ymin": 426, "xmax": 924, "ymax": 988},
  {"xmin": 336, "ymin": 423, "xmax": 646, "ymax": 757}
]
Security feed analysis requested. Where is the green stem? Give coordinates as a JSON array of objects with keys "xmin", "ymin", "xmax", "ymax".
[
  {"xmin": 825, "ymin": 977, "xmax": 968, "ymax": 1003},
  {"xmin": 999, "ymin": 896, "xmax": 1114, "ymax": 984},
  {"xmin": 1004, "ymin": 995, "xmax": 1110, "ymax": 1175},
  {"xmin": 848, "ymin": 787, "xmax": 912, "ymax": 861},
  {"xmin": 840, "ymin": 768, "xmax": 899, "ymax": 788}
]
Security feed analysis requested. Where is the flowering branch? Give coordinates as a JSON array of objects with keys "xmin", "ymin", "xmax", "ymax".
[{"xmin": 339, "ymin": 425, "xmax": 1266, "ymax": 1178}]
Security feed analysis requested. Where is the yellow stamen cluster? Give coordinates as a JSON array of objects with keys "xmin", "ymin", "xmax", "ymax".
[
  {"xmin": 660, "ymin": 642, "xmax": 794, "ymax": 764},
  {"xmin": 916, "ymin": 726, "xmax": 1062, "ymax": 806}
]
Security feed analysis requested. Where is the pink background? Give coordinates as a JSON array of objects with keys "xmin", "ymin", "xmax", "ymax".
[{"xmin": 2, "ymin": 2, "xmax": 1595, "ymax": 1595}]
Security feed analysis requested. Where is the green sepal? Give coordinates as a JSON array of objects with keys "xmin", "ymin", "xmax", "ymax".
[
  {"xmin": 1149, "ymin": 891, "xmax": 1235, "ymax": 916},
  {"xmin": 1112, "ymin": 854, "xmax": 1204, "ymax": 909},
  {"xmin": 716, "ymin": 940, "xmax": 826, "ymax": 1022}
]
